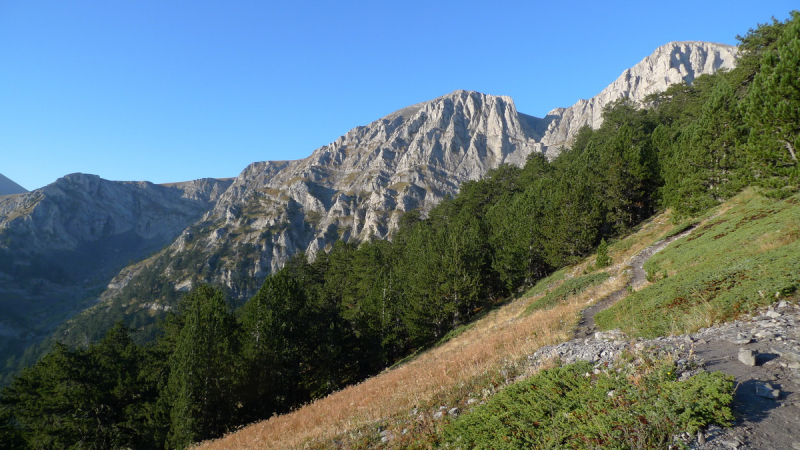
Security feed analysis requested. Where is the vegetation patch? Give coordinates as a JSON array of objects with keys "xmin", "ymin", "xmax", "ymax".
[
  {"xmin": 596, "ymin": 190, "xmax": 800, "ymax": 337},
  {"xmin": 443, "ymin": 358, "xmax": 733, "ymax": 449},
  {"xmin": 525, "ymin": 272, "xmax": 610, "ymax": 314}
]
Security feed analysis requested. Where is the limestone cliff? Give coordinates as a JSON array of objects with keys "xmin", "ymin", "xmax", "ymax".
[
  {"xmin": 539, "ymin": 41, "xmax": 738, "ymax": 157},
  {"xmin": 152, "ymin": 90, "xmax": 542, "ymax": 297}
]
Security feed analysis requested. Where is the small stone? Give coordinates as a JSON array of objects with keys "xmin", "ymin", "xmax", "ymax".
[
  {"xmin": 698, "ymin": 430, "xmax": 706, "ymax": 444},
  {"xmin": 467, "ymin": 398, "xmax": 479, "ymax": 405},
  {"xmin": 738, "ymin": 349, "xmax": 757, "ymax": 366},
  {"xmin": 755, "ymin": 382, "xmax": 781, "ymax": 399},
  {"xmin": 766, "ymin": 310, "xmax": 782, "ymax": 319},
  {"xmin": 781, "ymin": 350, "xmax": 800, "ymax": 363},
  {"xmin": 729, "ymin": 334, "xmax": 752, "ymax": 345},
  {"xmin": 448, "ymin": 407, "xmax": 460, "ymax": 417},
  {"xmin": 432, "ymin": 411, "xmax": 444, "ymax": 419},
  {"xmin": 791, "ymin": 442, "xmax": 800, "ymax": 450},
  {"xmin": 788, "ymin": 362, "xmax": 800, "ymax": 369}
]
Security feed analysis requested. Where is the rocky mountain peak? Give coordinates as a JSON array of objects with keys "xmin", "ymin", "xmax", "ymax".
[{"xmin": 539, "ymin": 41, "xmax": 738, "ymax": 156}]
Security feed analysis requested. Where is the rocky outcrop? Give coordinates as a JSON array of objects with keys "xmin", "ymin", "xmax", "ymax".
[
  {"xmin": 154, "ymin": 90, "xmax": 542, "ymax": 295},
  {"xmin": 539, "ymin": 41, "xmax": 738, "ymax": 157}
]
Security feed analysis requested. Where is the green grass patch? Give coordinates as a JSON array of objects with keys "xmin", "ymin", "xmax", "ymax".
[
  {"xmin": 523, "ymin": 268, "xmax": 569, "ymax": 298},
  {"xmin": 596, "ymin": 189, "xmax": 800, "ymax": 338},
  {"xmin": 524, "ymin": 272, "xmax": 610, "ymax": 314},
  {"xmin": 443, "ymin": 359, "xmax": 733, "ymax": 449},
  {"xmin": 662, "ymin": 218, "xmax": 699, "ymax": 239}
]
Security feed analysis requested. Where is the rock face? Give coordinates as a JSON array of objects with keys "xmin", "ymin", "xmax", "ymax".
[
  {"xmin": 0, "ymin": 41, "xmax": 740, "ymax": 371},
  {"xmin": 539, "ymin": 41, "xmax": 738, "ymax": 157},
  {"xmin": 163, "ymin": 90, "xmax": 541, "ymax": 291},
  {"xmin": 0, "ymin": 174, "xmax": 28, "ymax": 196}
]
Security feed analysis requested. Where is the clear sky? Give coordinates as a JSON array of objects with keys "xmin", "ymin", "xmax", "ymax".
[{"xmin": 1, "ymin": 1, "xmax": 796, "ymax": 191}]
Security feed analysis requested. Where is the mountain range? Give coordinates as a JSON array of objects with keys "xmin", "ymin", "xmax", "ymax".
[{"xmin": 0, "ymin": 41, "xmax": 738, "ymax": 373}]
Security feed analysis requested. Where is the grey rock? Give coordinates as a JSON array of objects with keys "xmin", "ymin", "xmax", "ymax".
[
  {"xmin": 539, "ymin": 42, "xmax": 737, "ymax": 157},
  {"xmin": 738, "ymin": 349, "xmax": 757, "ymax": 366},
  {"xmin": 729, "ymin": 334, "xmax": 753, "ymax": 345},
  {"xmin": 754, "ymin": 331, "xmax": 776, "ymax": 340},
  {"xmin": 448, "ymin": 407, "xmax": 460, "ymax": 417},
  {"xmin": 766, "ymin": 310, "xmax": 782, "ymax": 319},
  {"xmin": 754, "ymin": 382, "xmax": 781, "ymax": 399},
  {"xmin": 781, "ymin": 350, "xmax": 800, "ymax": 364}
]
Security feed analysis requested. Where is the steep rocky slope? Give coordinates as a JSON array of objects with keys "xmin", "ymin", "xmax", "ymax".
[
  {"xmin": 153, "ymin": 90, "xmax": 541, "ymax": 296},
  {"xmin": 539, "ymin": 41, "xmax": 738, "ymax": 156}
]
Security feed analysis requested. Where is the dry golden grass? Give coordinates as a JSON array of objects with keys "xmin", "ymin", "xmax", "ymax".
[{"xmin": 196, "ymin": 212, "xmax": 676, "ymax": 450}]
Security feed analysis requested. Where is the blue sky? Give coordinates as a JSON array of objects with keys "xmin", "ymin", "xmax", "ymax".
[{"xmin": 1, "ymin": 1, "xmax": 796, "ymax": 191}]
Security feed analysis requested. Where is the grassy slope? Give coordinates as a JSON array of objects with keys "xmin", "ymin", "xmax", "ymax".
[
  {"xmin": 197, "ymin": 190, "xmax": 798, "ymax": 448},
  {"xmin": 197, "ymin": 211, "xmax": 676, "ymax": 449},
  {"xmin": 596, "ymin": 189, "xmax": 800, "ymax": 338}
]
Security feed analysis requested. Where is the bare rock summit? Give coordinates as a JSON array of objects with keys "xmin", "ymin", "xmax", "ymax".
[{"xmin": 540, "ymin": 41, "xmax": 738, "ymax": 157}]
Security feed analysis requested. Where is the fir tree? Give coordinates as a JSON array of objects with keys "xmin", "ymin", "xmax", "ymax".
[{"xmin": 165, "ymin": 285, "xmax": 240, "ymax": 449}]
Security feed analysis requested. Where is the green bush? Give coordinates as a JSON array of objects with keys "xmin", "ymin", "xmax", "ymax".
[
  {"xmin": 444, "ymin": 360, "xmax": 733, "ymax": 449},
  {"xmin": 595, "ymin": 238, "xmax": 612, "ymax": 268}
]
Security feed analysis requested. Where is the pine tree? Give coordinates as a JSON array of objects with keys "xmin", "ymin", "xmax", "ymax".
[
  {"xmin": 238, "ymin": 266, "xmax": 311, "ymax": 419},
  {"xmin": 165, "ymin": 285, "xmax": 240, "ymax": 449},
  {"xmin": 595, "ymin": 238, "xmax": 612, "ymax": 268},
  {"xmin": 742, "ymin": 11, "xmax": 800, "ymax": 190},
  {"xmin": 661, "ymin": 78, "xmax": 746, "ymax": 217}
]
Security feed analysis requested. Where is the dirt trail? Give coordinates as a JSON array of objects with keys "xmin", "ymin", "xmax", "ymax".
[
  {"xmin": 567, "ymin": 228, "xmax": 800, "ymax": 449},
  {"xmin": 573, "ymin": 229, "xmax": 693, "ymax": 339}
]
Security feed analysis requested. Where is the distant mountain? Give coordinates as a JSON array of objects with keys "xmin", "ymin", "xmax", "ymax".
[
  {"xmin": 0, "ymin": 41, "xmax": 738, "ymax": 375},
  {"xmin": 0, "ymin": 174, "xmax": 232, "ymax": 375},
  {"xmin": 0, "ymin": 174, "xmax": 28, "ymax": 196}
]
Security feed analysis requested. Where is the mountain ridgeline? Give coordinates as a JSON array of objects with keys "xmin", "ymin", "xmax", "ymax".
[{"xmin": 2, "ymin": 12, "xmax": 800, "ymax": 449}]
